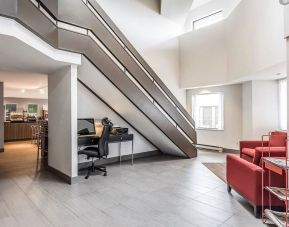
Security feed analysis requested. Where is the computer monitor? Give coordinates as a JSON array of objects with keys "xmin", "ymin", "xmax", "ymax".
[{"xmin": 77, "ymin": 118, "xmax": 95, "ymax": 135}]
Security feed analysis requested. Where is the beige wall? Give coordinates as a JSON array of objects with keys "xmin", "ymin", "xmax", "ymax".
[
  {"xmin": 4, "ymin": 97, "xmax": 47, "ymax": 117},
  {"xmin": 180, "ymin": 0, "xmax": 286, "ymax": 88},
  {"xmin": 187, "ymin": 84, "xmax": 242, "ymax": 150},
  {"xmin": 0, "ymin": 83, "xmax": 3, "ymax": 151}
]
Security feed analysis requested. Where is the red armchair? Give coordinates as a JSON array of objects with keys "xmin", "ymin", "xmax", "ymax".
[
  {"xmin": 227, "ymin": 131, "xmax": 287, "ymax": 217},
  {"xmin": 240, "ymin": 131, "xmax": 287, "ymax": 165},
  {"xmin": 227, "ymin": 155, "xmax": 285, "ymax": 217}
]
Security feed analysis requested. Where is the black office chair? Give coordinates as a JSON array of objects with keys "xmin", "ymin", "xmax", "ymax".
[{"xmin": 78, "ymin": 124, "xmax": 110, "ymax": 179}]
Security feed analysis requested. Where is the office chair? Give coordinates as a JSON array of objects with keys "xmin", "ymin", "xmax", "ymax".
[{"xmin": 78, "ymin": 124, "xmax": 110, "ymax": 179}]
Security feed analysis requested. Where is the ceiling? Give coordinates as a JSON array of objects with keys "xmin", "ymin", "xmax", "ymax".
[
  {"xmin": 0, "ymin": 35, "xmax": 68, "ymax": 74},
  {"xmin": 0, "ymin": 35, "xmax": 72, "ymax": 99},
  {"xmin": 160, "ymin": 0, "xmax": 194, "ymax": 24},
  {"xmin": 191, "ymin": 0, "xmax": 214, "ymax": 10},
  {"xmin": 0, "ymin": 72, "xmax": 47, "ymax": 90}
]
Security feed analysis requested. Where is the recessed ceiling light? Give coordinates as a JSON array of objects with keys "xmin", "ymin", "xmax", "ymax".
[
  {"xmin": 39, "ymin": 89, "xmax": 45, "ymax": 94},
  {"xmin": 21, "ymin": 89, "xmax": 26, "ymax": 93}
]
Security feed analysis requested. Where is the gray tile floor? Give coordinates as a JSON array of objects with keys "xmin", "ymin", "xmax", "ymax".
[{"xmin": 0, "ymin": 150, "xmax": 268, "ymax": 227}]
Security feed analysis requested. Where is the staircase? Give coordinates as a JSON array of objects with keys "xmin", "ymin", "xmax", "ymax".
[{"xmin": 0, "ymin": 0, "xmax": 197, "ymax": 158}]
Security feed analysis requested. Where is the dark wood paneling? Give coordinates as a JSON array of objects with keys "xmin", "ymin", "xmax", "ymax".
[{"xmin": 4, "ymin": 122, "xmax": 36, "ymax": 141}]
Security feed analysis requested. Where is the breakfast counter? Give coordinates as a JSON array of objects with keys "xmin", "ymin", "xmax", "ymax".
[{"xmin": 4, "ymin": 122, "xmax": 37, "ymax": 142}]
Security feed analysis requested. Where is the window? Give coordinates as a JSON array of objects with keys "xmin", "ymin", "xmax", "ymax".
[
  {"xmin": 5, "ymin": 103, "xmax": 17, "ymax": 113},
  {"xmin": 192, "ymin": 93, "xmax": 224, "ymax": 130},
  {"xmin": 193, "ymin": 10, "xmax": 223, "ymax": 30},
  {"xmin": 278, "ymin": 79, "xmax": 287, "ymax": 130},
  {"xmin": 28, "ymin": 104, "xmax": 38, "ymax": 114}
]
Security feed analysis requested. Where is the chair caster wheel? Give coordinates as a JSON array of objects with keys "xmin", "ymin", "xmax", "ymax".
[
  {"xmin": 104, "ymin": 172, "xmax": 107, "ymax": 176},
  {"xmin": 85, "ymin": 176, "xmax": 89, "ymax": 179}
]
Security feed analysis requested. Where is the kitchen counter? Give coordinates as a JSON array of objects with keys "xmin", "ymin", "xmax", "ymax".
[{"xmin": 4, "ymin": 122, "xmax": 37, "ymax": 141}]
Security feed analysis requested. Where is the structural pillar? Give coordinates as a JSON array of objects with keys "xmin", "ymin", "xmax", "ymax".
[{"xmin": 48, "ymin": 65, "xmax": 78, "ymax": 183}]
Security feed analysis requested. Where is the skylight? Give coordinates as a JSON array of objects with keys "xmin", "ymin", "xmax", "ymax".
[{"xmin": 193, "ymin": 10, "xmax": 223, "ymax": 30}]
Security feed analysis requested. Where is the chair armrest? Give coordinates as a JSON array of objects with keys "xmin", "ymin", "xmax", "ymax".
[
  {"xmin": 240, "ymin": 140, "xmax": 269, "ymax": 156},
  {"xmin": 227, "ymin": 154, "xmax": 262, "ymax": 204}
]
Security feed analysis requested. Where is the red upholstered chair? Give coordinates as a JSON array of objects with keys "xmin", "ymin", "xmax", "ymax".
[
  {"xmin": 227, "ymin": 155, "xmax": 286, "ymax": 217},
  {"xmin": 227, "ymin": 131, "xmax": 287, "ymax": 217},
  {"xmin": 240, "ymin": 131, "xmax": 287, "ymax": 165}
]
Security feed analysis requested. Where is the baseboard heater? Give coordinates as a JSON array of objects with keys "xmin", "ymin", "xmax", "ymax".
[{"xmin": 196, "ymin": 144, "xmax": 223, "ymax": 153}]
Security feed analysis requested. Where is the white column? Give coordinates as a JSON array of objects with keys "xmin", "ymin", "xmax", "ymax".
[
  {"xmin": 48, "ymin": 65, "xmax": 78, "ymax": 178},
  {"xmin": 0, "ymin": 82, "xmax": 4, "ymax": 152},
  {"xmin": 287, "ymin": 39, "xmax": 289, "ymax": 134},
  {"xmin": 285, "ymin": 5, "xmax": 289, "ymax": 38},
  {"xmin": 243, "ymin": 80, "xmax": 279, "ymax": 140}
]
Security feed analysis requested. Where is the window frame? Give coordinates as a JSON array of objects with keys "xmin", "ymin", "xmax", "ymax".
[
  {"xmin": 5, "ymin": 103, "xmax": 17, "ymax": 113},
  {"xmin": 27, "ymin": 103, "xmax": 38, "ymax": 114},
  {"xmin": 192, "ymin": 10, "xmax": 223, "ymax": 31},
  {"xmin": 192, "ymin": 92, "xmax": 225, "ymax": 131}
]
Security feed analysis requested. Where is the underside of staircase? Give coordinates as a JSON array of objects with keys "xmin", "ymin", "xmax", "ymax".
[{"xmin": 0, "ymin": 0, "xmax": 197, "ymax": 158}]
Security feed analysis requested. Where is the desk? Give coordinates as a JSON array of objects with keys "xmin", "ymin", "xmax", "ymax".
[{"xmin": 78, "ymin": 134, "xmax": 134, "ymax": 165}]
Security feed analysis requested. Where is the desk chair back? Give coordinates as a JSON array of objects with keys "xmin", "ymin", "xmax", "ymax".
[{"xmin": 98, "ymin": 124, "xmax": 110, "ymax": 157}]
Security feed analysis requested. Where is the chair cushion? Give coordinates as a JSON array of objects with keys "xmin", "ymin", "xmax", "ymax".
[
  {"xmin": 78, "ymin": 149, "xmax": 100, "ymax": 157},
  {"xmin": 241, "ymin": 148, "xmax": 255, "ymax": 157},
  {"xmin": 254, "ymin": 147, "xmax": 287, "ymax": 166},
  {"xmin": 241, "ymin": 153, "xmax": 254, "ymax": 163},
  {"xmin": 269, "ymin": 131, "xmax": 287, "ymax": 147}
]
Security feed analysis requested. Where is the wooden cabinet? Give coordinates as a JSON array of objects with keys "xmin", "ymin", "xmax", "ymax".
[{"xmin": 4, "ymin": 122, "xmax": 37, "ymax": 141}]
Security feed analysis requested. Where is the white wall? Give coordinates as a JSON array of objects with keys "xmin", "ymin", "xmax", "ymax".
[
  {"xmin": 226, "ymin": 0, "xmax": 285, "ymax": 81},
  {"xmin": 48, "ymin": 65, "xmax": 78, "ymax": 178},
  {"xmin": 78, "ymin": 56, "xmax": 185, "ymax": 157},
  {"xmin": 187, "ymin": 84, "xmax": 242, "ymax": 150},
  {"xmin": 242, "ymin": 80, "xmax": 279, "ymax": 140},
  {"xmin": 77, "ymin": 82, "xmax": 156, "ymax": 161},
  {"xmin": 180, "ymin": 21, "xmax": 228, "ymax": 88},
  {"xmin": 242, "ymin": 81, "xmax": 253, "ymax": 138},
  {"xmin": 287, "ymin": 39, "xmax": 289, "ymax": 132},
  {"xmin": 184, "ymin": 0, "xmax": 241, "ymax": 31},
  {"xmin": 96, "ymin": 0, "xmax": 186, "ymax": 106},
  {"xmin": 284, "ymin": 5, "xmax": 289, "ymax": 38},
  {"xmin": 180, "ymin": 0, "xmax": 286, "ymax": 88},
  {"xmin": 4, "ymin": 88, "xmax": 48, "ymax": 99},
  {"xmin": 0, "ymin": 82, "xmax": 3, "ymax": 151},
  {"xmin": 251, "ymin": 80, "xmax": 279, "ymax": 138}
]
